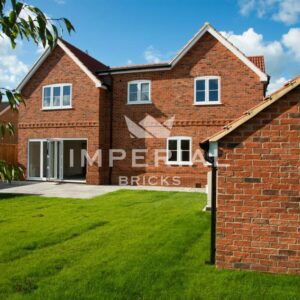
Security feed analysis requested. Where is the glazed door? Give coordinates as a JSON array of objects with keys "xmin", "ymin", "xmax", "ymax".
[{"xmin": 47, "ymin": 140, "xmax": 63, "ymax": 181}]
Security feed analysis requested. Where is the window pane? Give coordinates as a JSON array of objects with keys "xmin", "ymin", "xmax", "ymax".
[
  {"xmin": 141, "ymin": 83, "xmax": 149, "ymax": 93},
  {"xmin": 43, "ymin": 87, "xmax": 51, "ymax": 107},
  {"xmin": 43, "ymin": 141, "xmax": 48, "ymax": 178},
  {"xmin": 53, "ymin": 86, "xmax": 61, "ymax": 106},
  {"xmin": 169, "ymin": 150, "xmax": 177, "ymax": 162},
  {"xmin": 63, "ymin": 86, "xmax": 71, "ymax": 106},
  {"xmin": 209, "ymin": 91, "xmax": 219, "ymax": 102},
  {"xmin": 181, "ymin": 140, "xmax": 190, "ymax": 151},
  {"xmin": 196, "ymin": 80, "xmax": 205, "ymax": 91},
  {"xmin": 129, "ymin": 84, "xmax": 138, "ymax": 93},
  {"xmin": 168, "ymin": 140, "xmax": 177, "ymax": 150},
  {"xmin": 181, "ymin": 151, "xmax": 190, "ymax": 162},
  {"xmin": 196, "ymin": 91, "xmax": 205, "ymax": 102},
  {"xmin": 141, "ymin": 83, "xmax": 150, "ymax": 101},
  {"xmin": 141, "ymin": 92, "xmax": 149, "ymax": 101},
  {"xmin": 29, "ymin": 142, "xmax": 41, "ymax": 178},
  {"xmin": 129, "ymin": 92, "xmax": 138, "ymax": 102},
  {"xmin": 209, "ymin": 79, "xmax": 218, "ymax": 91},
  {"xmin": 129, "ymin": 84, "xmax": 138, "ymax": 102}
]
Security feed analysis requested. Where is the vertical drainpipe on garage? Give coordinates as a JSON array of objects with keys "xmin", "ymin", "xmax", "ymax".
[{"xmin": 200, "ymin": 141, "xmax": 218, "ymax": 265}]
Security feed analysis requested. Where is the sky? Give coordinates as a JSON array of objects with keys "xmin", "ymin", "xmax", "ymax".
[{"xmin": 2, "ymin": 0, "xmax": 300, "ymax": 94}]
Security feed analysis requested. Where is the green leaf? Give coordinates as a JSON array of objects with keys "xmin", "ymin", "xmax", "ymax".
[
  {"xmin": 52, "ymin": 24, "xmax": 58, "ymax": 41},
  {"xmin": 0, "ymin": 160, "xmax": 23, "ymax": 182},
  {"xmin": 9, "ymin": 10, "xmax": 16, "ymax": 25},
  {"xmin": 5, "ymin": 90, "xmax": 17, "ymax": 109},
  {"xmin": 6, "ymin": 122, "xmax": 14, "ymax": 136},
  {"xmin": 10, "ymin": 0, "xmax": 16, "ymax": 10},
  {"xmin": 15, "ymin": 2, "xmax": 24, "ymax": 16},
  {"xmin": 63, "ymin": 18, "xmax": 75, "ymax": 33},
  {"xmin": 14, "ymin": 92, "xmax": 25, "ymax": 106},
  {"xmin": 46, "ymin": 28, "xmax": 53, "ymax": 49},
  {"xmin": 36, "ymin": 14, "xmax": 46, "ymax": 47}
]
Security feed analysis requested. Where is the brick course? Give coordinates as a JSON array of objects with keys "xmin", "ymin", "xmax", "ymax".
[{"xmin": 216, "ymin": 87, "xmax": 300, "ymax": 274}]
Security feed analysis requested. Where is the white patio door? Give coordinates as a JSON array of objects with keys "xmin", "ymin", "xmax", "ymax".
[
  {"xmin": 28, "ymin": 139, "xmax": 63, "ymax": 181},
  {"xmin": 28, "ymin": 138, "xmax": 86, "ymax": 182},
  {"xmin": 47, "ymin": 140, "xmax": 63, "ymax": 181}
]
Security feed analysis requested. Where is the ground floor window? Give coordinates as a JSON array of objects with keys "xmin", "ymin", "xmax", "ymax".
[
  {"xmin": 166, "ymin": 136, "xmax": 192, "ymax": 165},
  {"xmin": 27, "ymin": 139, "xmax": 87, "ymax": 182}
]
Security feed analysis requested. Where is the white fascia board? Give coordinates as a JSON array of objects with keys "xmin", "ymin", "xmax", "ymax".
[
  {"xmin": 57, "ymin": 40, "xmax": 105, "ymax": 89},
  {"xmin": 169, "ymin": 23, "xmax": 209, "ymax": 66},
  {"xmin": 170, "ymin": 23, "xmax": 268, "ymax": 82},
  {"xmin": 0, "ymin": 106, "xmax": 11, "ymax": 116},
  {"xmin": 206, "ymin": 27, "xmax": 268, "ymax": 82},
  {"xmin": 16, "ymin": 41, "xmax": 105, "ymax": 92}
]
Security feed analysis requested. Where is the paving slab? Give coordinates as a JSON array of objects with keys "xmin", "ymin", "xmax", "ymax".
[{"xmin": 0, "ymin": 181, "xmax": 205, "ymax": 199}]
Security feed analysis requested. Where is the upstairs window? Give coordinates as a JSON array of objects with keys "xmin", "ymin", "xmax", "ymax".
[
  {"xmin": 194, "ymin": 76, "xmax": 220, "ymax": 104},
  {"xmin": 128, "ymin": 80, "xmax": 151, "ymax": 104},
  {"xmin": 166, "ymin": 136, "xmax": 192, "ymax": 165},
  {"xmin": 42, "ymin": 84, "xmax": 72, "ymax": 109}
]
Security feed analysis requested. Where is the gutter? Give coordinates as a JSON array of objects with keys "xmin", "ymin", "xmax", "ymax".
[
  {"xmin": 200, "ymin": 141, "xmax": 218, "ymax": 265},
  {"xmin": 96, "ymin": 64, "xmax": 171, "ymax": 75}
]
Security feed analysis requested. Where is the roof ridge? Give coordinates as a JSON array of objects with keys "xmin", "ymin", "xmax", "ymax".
[
  {"xmin": 110, "ymin": 61, "xmax": 169, "ymax": 69},
  {"xmin": 98, "ymin": 22, "xmax": 268, "ymax": 80}
]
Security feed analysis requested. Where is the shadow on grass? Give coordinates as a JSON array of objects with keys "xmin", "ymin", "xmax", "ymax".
[
  {"xmin": 0, "ymin": 194, "xmax": 39, "ymax": 201},
  {"xmin": 0, "ymin": 220, "xmax": 109, "ymax": 264}
]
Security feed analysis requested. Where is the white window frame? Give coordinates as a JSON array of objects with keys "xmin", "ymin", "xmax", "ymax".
[
  {"xmin": 194, "ymin": 76, "xmax": 221, "ymax": 105},
  {"xmin": 166, "ymin": 136, "xmax": 192, "ymax": 166},
  {"xmin": 42, "ymin": 83, "xmax": 72, "ymax": 110},
  {"xmin": 127, "ymin": 80, "xmax": 152, "ymax": 104}
]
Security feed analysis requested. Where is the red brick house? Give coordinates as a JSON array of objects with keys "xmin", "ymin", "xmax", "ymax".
[
  {"xmin": 203, "ymin": 77, "xmax": 300, "ymax": 274},
  {"xmin": 17, "ymin": 23, "xmax": 269, "ymax": 186}
]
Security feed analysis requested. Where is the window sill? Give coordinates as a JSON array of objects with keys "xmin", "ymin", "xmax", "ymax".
[
  {"xmin": 194, "ymin": 102, "xmax": 222, "ymax": 106},
  {"xmin": 166, "ymin": 162, "xmax": 193, "ymax": 166},
  {"xmin": 41, "ymin": 107, "xmax": 73, "ymax": 111},
  {"xmin": 127, "ymin": 101, "xmax": 152, "ymax": 105}
]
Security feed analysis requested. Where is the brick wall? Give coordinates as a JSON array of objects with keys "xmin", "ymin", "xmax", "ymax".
[
  {"xmin": 216, "ymin": 86, "xmax": 300, "ymax": 274},
  {"xmin": 18, "ymin": 46, "xmax": 109, "ymax": 184},
  {"xmin": 19, "ymin": 32, "xmax": 266, "ymax": 187},
  {"xmin": 111, "ymin": 32, "xmax": 265, "ymax": 187}
]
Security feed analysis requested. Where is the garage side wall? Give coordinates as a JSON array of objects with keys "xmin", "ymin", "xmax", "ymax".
[{"xmin": 216, "ymin": 87, "xmax": 300, "ymax": 274}]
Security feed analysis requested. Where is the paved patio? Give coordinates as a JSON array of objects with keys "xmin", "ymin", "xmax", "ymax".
[{"xmin": 0, "ymin": 181, "xmax": 205, "ymax": 199}]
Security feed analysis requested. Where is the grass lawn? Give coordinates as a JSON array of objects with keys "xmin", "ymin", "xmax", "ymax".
[{"xmin": 0, "ymin": 190, "xmax": 299, "ymax": 300}]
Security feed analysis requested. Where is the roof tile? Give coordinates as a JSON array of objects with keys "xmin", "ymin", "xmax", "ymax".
[
  {"xmin": 59, "ymin": 38, "xmax": 109, "ymax": 74},
  {"xmin": 248, "ymin": 56, "xmax": 265, "ymax": 73}
]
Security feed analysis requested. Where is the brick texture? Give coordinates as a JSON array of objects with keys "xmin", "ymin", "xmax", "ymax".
[
  {"xmin": 18, "ymin": 46, "xmax": 110, "ymax": 184},
  {"xmin": 110, "ymin": 32, "xmax": 265, "ymax": 187},
  {"xmin": 216, "ymin": 86, "xmax": 300, "ymax": 274},
  {"xmin": 19, "ymin": 32, "xmax": 266, "ymax": 187}
]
